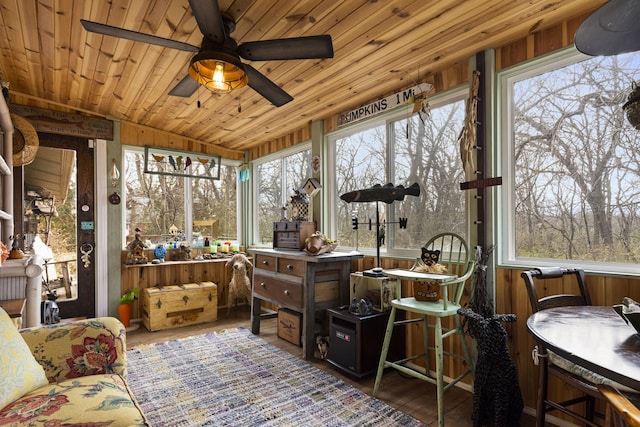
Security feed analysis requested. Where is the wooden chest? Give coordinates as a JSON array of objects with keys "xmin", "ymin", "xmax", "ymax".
[
  {"xmin": 142, "ymin": 282, "xmax": 217, "ymax": 331},
  {"xmin": 277, "ymin": 308, "xmax": 302, "ymax": 346},
  {"xmin": 273, "ymin": 221, "xmax": 315, "ymax": 249}
]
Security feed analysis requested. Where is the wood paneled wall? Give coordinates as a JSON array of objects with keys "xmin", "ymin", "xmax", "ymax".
[
  {"xmin": 120, "ymin": 121, "xmax": 244, "ymax": 161},
  {"xmin": 121, "ymin": 250, "xmax": 238, "ymax": 319}
]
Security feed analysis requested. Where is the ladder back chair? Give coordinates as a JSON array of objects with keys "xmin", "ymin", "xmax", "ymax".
[
  {"xmin": 599, "ymin": 385, "xmax": 640, "ymax": 427},
  {"xmin": 521, "ymin": 267, "xmax": 603, "ymax": 427},
  {"xmin": 373, "ymin": 232, "xmax": 476, "ymax": 427}
]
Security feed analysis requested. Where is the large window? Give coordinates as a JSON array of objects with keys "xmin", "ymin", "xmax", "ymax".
[
  {"xmin": 500, "ymin": 49, "xmax": 640, "ymax": 273},
  {"xmin": 123, "ymin": 147, "xmax": 239, "ymax": 247},
  {"xmin": 253, "ymin": 145, "xmax": 311, "ymax": 245},
  {"xmin": 330, "ymin": 90, "xmax": 467, "ymax": 256}
]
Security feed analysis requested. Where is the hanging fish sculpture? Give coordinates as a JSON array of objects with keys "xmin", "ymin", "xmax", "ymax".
[
  {"xmin": 168, "ymin": 155, "xmax": 177, "ymax": 170},
  {"xmin": 340, "ymin": 182, "xmax": 420, "ymax": 204}
]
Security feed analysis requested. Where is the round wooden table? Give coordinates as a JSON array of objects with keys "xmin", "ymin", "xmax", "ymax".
[{"xmin": 527, "ymin": 305, "xmax": 640, "ymax": 391}]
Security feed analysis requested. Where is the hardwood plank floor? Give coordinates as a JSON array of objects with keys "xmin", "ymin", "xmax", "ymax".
[{"xmin": 126, "ymin": 306, "xmax": 539, "ymax": 426}]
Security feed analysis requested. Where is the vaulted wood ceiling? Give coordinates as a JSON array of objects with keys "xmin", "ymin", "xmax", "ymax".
[{"xmin": 0, "ymin": 0, "xmax": 605, "ymax": 154}]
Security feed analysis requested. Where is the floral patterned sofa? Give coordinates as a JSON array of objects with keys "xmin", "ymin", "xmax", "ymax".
[{"xmin": 0, "ymin": 314, "xmax": 148, "ymax": 426}]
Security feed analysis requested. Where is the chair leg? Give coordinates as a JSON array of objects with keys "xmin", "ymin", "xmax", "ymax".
[
  {"xmin": 422, "ymin": 314, "xmax": 430, "ymax": 376},
  {"xmin": 373, "ymin": 306, "xmax": 396, "ymax": 397},
  {"xmin": 435, "ymin": 316, "xmax": 445, "ymax": 427},
  {"xmin": 537, "ymin": 356, "xmax": 549, "ymax": 427}
]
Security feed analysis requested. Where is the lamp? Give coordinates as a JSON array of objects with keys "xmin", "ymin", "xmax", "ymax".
[{"xmin": 189, "ymin": 51, "xmax": 248, "ymax": 94}]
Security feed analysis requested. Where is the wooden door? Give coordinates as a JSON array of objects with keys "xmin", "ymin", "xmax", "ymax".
[{"xmin": 36, "ymin": 133, "xmax": 95, "ymax": 319}]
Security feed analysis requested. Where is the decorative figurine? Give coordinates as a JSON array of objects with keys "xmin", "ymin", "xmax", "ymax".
[
  {"xmin": 153, "ymin": 244, "xmax": 167, "ymax": 263},
  {"xmin": 126, "ymin": 228, "xmax": 148, "ymax": 265}
]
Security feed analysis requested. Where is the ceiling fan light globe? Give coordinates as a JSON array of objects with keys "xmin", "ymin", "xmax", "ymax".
[{"xmin": 188, "ymin": 52, "xmax": 248, "ymax": 94}]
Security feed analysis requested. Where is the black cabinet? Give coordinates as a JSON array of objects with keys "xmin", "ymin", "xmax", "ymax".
[{"xmin": 326, "ymin": 308, "xmax": 404, "ymax": 379}]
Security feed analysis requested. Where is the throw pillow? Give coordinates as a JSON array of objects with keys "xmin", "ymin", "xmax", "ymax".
[{"xmin": 0, "ymin": 307, "xmax": 48, "ymax": 409}]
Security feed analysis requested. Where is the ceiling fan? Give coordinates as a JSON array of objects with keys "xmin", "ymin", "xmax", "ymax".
[{"xmin": 80, "ymin": 0, "xmax": 334, "ymax": 107}]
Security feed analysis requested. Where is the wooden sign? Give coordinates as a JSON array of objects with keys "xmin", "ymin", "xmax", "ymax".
[
  {"xmin": 9, "ymin": 104, "xmax": 113, "ymax": 140},
  {"xmin": 338, "ymin": 83, "xmax": 432, "ymax": 126}
]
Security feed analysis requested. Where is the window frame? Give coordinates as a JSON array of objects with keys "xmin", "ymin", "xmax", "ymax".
[
  {"xmin": 326, "ymin": 87, "xmax": 469, "ymax": 260},
  {"xmin": 121, "ymin": 145, "xmax": 242, "ymax": 249},
  {"xmin": 250, "ymin": 142, "xmax": 312, "ymax": 247},
  {"xmin": 497, "ymin": 47, "xmax": 640, "ymax": 276}
]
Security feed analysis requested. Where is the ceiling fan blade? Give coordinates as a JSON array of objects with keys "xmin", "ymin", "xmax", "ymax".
[
  {"xmin": 168, "ymin": 75, "xmax": 200, "ymax": 97},
  {"xmin": 575, "ymin": 0, "xmax": 640, "ymax": 56},
  {"xmin": 238, "ymin": 35, "xmax": 333, "ymax": 61},
  {"xmin": 80, "ymin": 19, "xmax": 199, "ymax": 52},
  {"xmin": 188, "ymin": 0, "xmax": 226, "ymax": 43},
  {"xmin": 245, "ymin": 64, "xmax": 293, "ymax": 107}
]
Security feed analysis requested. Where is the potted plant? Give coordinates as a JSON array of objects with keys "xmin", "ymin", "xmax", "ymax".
[{"xmin": 118, "ymin": 288, "xmax": 139, "ymax": 328}]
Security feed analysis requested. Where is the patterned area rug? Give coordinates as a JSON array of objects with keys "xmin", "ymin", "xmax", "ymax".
[{"xmin": 127, "ymin": 328, "xmax": 423, "ymax": 426}]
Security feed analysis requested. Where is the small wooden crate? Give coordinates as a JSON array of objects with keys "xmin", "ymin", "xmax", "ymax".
[
  {"xmin": 273, "ymin": 221, "xmax": 315, "ymax": 249},
  {"xmin": 349, "ymin": 272, "xmax": 395, "ymax": 312},
  {"xmin": 277, "ymin": 308, "xmax": 302, "ymax": 346},
  {"xmin": 142, "ymin": 282, "xmax": 217, "ymax": 331}
]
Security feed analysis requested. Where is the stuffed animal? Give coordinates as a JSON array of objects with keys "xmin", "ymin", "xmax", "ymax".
[
  {"xmin": 225, "ymin": 253, "xmax": 253, "ymax": 314},
  {"xmin": 413, "ymin": 248, "xmax": 449, "ymax": 274}
]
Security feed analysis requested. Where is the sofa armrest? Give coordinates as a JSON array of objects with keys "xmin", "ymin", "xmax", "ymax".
[{"xmin": 19, "ymin": 317, "xmax": 127, "ymax": 383}]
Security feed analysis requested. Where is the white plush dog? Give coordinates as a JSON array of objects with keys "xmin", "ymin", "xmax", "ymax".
[{"xmin": 225, "ymin": 253, "xmax": 253, "ymax": 314}]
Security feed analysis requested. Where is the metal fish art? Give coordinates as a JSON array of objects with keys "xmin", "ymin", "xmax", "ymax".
[{"xmin": 340, "ymin": 182, "xmax": 420, "ymax": 204}]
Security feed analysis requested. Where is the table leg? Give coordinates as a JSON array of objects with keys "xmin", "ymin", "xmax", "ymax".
[{"xmin": 251, "ymin": 295, "xmax": 261, "ymax": 334}]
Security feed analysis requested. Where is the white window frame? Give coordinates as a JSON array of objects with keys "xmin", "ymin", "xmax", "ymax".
[
  {"xmin": 497, "ymin": 47, "xmax": 640, "ymax": 276},
  {"xmin": 122, "ymin": 145, "xmax": 242, "ymax": 248},
  {"xmin": 250, "ymin": 142, "xmax": 312, "ymax": 247},
  {"xmin": 326, "ymin": 87, "xmax": 469, "ymax": 259}
]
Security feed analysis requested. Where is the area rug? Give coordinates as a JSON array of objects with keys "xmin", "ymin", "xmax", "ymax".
[{"xmin": 127, "ymin": 328, "xmax": 423, "ymax": 426}]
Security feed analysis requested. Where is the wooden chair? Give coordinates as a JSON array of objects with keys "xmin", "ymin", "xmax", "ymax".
[
  {"xmin": 373, "ymin": 232, "xmax": 476, "ymax": 427},
  {"xmin": 521, "ymin": 267, "xmax": 603, "ymax": 427},
  {"xmin": 599, "ymin": 385, "xmax": 640, "ymax": 427}
]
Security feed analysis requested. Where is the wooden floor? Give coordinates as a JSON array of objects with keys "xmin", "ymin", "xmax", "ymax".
[{"xmin": 127, "ymin": 306, "xmax": 539, "ymax": 426}]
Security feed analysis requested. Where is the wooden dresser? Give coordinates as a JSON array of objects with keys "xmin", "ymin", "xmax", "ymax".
[{"xmin": 248, "ymin": 248, "xmax": 362, "ymax": 359}]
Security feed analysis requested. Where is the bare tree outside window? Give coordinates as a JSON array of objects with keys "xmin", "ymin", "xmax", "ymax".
[
  {"xmin": 124, "ymin": 149, "xmax": 238, "ymax": 247},
  {"xmin": 511, "ymin": 52, "xmax": 640, "ymax": 263},
  {"xmin": 254, "ymin": 148, "xmax": 310, "ymax": 245},
  {"xmin": 334, "ymin": 94, "xmax": 466, "ymax": 253}
]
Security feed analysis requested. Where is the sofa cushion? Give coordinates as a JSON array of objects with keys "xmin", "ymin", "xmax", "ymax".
[
  {"xmin": 0, "ymin": 373, "xmax": 148, "ymax": 426},
  {"xmin": 0, "ymin": 307, "xmax": 48, "ymax": 410}
]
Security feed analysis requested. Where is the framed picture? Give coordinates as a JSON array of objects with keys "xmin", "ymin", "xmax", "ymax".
[{"xmin": 143, "ymin": 145, "xmax": 221, "ymax": 180}]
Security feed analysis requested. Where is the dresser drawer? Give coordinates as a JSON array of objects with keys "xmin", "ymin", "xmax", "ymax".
[
  {"xmin": 253, "ymin": 274, "xmax": 303, "ymax": 309},
  {"xmin": 277, "ymin": 258, "xmax": 305, "ymax": 277},
  {"xmin": 255, "ymin": 254, "xmax": 277, "ymax": 272}
]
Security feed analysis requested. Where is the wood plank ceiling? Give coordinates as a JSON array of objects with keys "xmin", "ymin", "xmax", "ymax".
[{"xmin": 0, "ymin": 0, "xmax": 605, "ymax": 153}]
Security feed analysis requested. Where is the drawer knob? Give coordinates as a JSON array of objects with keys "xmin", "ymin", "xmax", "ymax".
[
  {"xmin": 284, "ymin": 290, "xmax": 290, "ymax": 295},
  {"xmin": 286, "ymin": 264, "xmax": 293, "ymax": 270},
  {"xmin": 262, "ymin": 260, "xmax": 269, "ymax": 265},
  {"xmin": 260, "ymin": 282, "xmax": 266, "ymax": 287},
  {"xmin": 183, "ymin": 295, "xmax": 189, "ymax": 305}
]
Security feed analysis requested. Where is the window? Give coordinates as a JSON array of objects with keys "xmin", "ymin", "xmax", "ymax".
[
  {"xmin": 252, "ymin": 145, "xmax": 311, "ymax": 245},
  {"xmin": 123, "ymin": 147, "xmax": 239, "ymax": 248},
  {"xmin": 330, "ymin": 90, "xmax": 467, "ymax": 256},
  {"xmin": 500, "ymin": 48, "xmax": 640, "ymax": 273}
]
